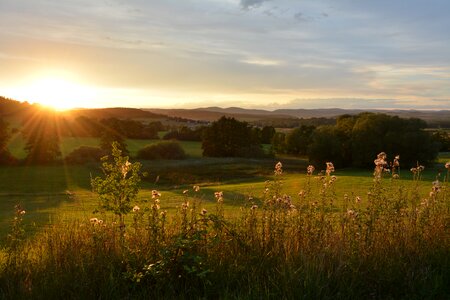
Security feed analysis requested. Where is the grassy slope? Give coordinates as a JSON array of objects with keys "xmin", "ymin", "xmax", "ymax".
[{"xmin": 0, "ymin": 154, "xmax": 446, "ymax": 241}]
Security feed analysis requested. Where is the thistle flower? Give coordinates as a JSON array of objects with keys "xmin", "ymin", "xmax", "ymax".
[
  {"xmin": 132, "ymin": 205, "xmax": 140, "ymax": 212},
  {"xmin": 160, "ymin": 211, "xmax": 167, "ymax": 217},
  {"xmin": 20, "ymin": 210, "xmax": 26, "ymax": 215},
  {"xmin": 181, "ymin": 202, "xmax": 189, "ymax": 210},
  {"xmin": 121, "ymin": 161, "xmax": 132, "ymax": 178},
  {"xmin": 307, "ymin": 165, "xmax": 315, "ymax": 175},
  {"xmin": 152, "ymin": 190, "xmax": 161, "ymax": 198},
  {"xmin": 393, "ymin": 155, "xmax": 400, "ymax": 167},
  {"xmin": 193, "ymin": 185, "xmax": 200, "ymax": 192},
  {"xmin": 326, "ymin": 162, "xmax": 335, "ymax": 175},
  {"xmin": 183, "ymin": 190, "xmax": 189, "ymax": 195},
  {"xmin": 392, "ymin": 174, "xmax": 399, "ymax": 179},
  {"xmin": 274, "ymin": 161, "xmax": 283, "ymax": 175},
  {"xmin": 90, "ymin": 217, "xmax": 98, "ymax": 224},
  {"xmin": 201, "ymin": 208, "xmax": 207, "ymax": 215},
  {"xmin": 251, "ymin": 204, "xmax": 258, "ymax": 210},
  {"xmin": 347, "ymin": 209, "xmax": 357, "ymax": 218},
  {"xmin": 355, "ymin": 196, "xmax": 361, "ymax": 203},
  {"xmin": 445, "ymin": 162, "xmax": 450, "ymax": 170}
]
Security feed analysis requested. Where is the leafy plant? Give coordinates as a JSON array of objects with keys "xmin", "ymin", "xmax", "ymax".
[{"xmin": 91, "ymin": 142, "xmax": 143, "ymax": 232}]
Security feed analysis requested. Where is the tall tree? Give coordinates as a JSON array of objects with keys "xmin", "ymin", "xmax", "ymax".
[
  {"xmin": 202, "ymin": 116, "xmax": 262, "ymax": 157},
  {"xmin": 285, "ymin": 125, "xmax": 315, "ymax": 155},
  {"xmin": 99, "ymin": 118, "xmax": 129, "ymax": 155},
  {"xmin": 22, "ymin": 112, "xmax": 61, "ymax": 164}
]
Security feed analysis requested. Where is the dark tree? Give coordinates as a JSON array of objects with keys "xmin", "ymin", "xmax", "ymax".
[
  {"xmin": 308, "ymin": 126, "xmax": 345, "ymax": 167},
  {"xmin": 271, "ymin": 132, "xmax": 286, "ymax": 154},
  {"xmin": 285, "ymin": 125, "xmax": 316, "ymax": 155},
  {"xmin": 99, "ymin": 118, "xmax": 129, "ymax": 155},
  {"xmin": 0, "ymin": 118, "xmax": 17, "ymax": 165},
  {"xmin": 307, "ymin": 113, "xmax": 439, "ymax": 168},
  {"xmin": 22, "ymin": 112, "xmax": 61, "ymax": 164},
  {"xmin": 432, "ymin": 130, "xmax": 450, "ymax": 152},
  {"xmin": 202, "ymin": 117, "xmax": 262, "ymax": 157},
  {"xmin": 261, "ymin": 126, "xmax": 276, "ymax": 144}
]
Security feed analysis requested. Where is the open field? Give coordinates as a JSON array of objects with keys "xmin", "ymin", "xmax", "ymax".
[
  {"xmin": 0, "ymin": 153, "xmax": 447, "ymax": 242},
  {"xmin": 7, "ymin": 135, "xmax": 203, "ymax": 159},
  {"xmin": 0, "ymin": 155, "xmax": 448, "ymax": 299}
]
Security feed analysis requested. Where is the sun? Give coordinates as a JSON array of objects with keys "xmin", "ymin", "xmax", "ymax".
[
  {"xmin": 3, "ymin": 71, "xmax": 98, "ymax": 111},
  {"xmin": 25, "ymin": 77, "xmax": 97, "ymax": 110}
]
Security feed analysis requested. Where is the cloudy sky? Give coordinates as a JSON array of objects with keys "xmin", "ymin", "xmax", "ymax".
[{"xmin": 0, "ymin": 0, "xmax": 449, "ymax": 110}]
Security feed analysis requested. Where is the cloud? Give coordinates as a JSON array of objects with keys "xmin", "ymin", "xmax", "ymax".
[{"xmin": 240, "ymin": 0, "xmax": 270, "ymax": 10}]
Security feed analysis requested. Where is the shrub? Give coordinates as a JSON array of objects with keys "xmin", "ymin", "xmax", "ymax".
[
  {"xmin": 65, "ymin": 146, "xmax": 105, "ymax": 164},
  {"xmin": 137, "ymin": 141, "xmax": 187, "ymax": 160}
]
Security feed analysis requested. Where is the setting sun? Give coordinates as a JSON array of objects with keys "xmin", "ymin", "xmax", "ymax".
[
  {"xmin": 4, "ymin": 74, "xmax": 97, "ymax": 110},
  {"xmin": 26, "ymin": 77, "xmax": 97, "ymax": 110}
]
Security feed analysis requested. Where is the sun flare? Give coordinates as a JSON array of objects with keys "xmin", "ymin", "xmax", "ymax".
[
  {"xmin": 25, "ymin": 77, "xmax": 97, "ymax": 110},
  {"xmin": 4, "ymin": 72, "xmax": 98, "ymax": 111}
]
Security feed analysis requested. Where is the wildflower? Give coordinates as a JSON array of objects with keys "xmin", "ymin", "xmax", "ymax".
[
  {"xmin": 410, "ymin": 167, "xmax": 417, "ymax": 174},
  {"xmin": 90, "ymin": 217, "xmax": 98, "ymax": 224},
  {"xmin": 355, "ymin": 196, "xmax": 361, "ymax": 203},
  {"xmin": 121, "ymin": 161, "xmax": 132, "ymax": 178},
  {"xmin": 274, "ymin": 161, "xmax": 283, "ymax": 175},
  {"xmin": 181, "ymin": 202, "xmax": 189, "ymax": 210},
  {"xmin": 392, "ymin": 174, "xmax": 399, "ymax": 179},
  {"xmin": 330, "ymin": 175, "xmax": 337, "ymax": 182},
  {"xmin": 432, "ymin": 180, "xmax": 441, "ymax": 193},
  {"xmin": 193, "ymin": 185, "xmax": 200, "ymax": 192},
  {"xmin": 418, "ymin": 165, "xmax": 425, "ymax": 172},
  {"xmin": 251, "ymin": 204, "xmax": 258, "ymax": 210},
  {"xmin": 393, "ymin": 155, "xmax": 400, "ymax": 167},
  {"xmin": 132, "ymin": 205, "xmax": 140, "ymax": 212},
  {"xmin": 152, "ymin": 190, "xmax": 161, "ymax": 198},
  {"xmin": 98, "ymin": 219, "xmax": 104, "ymax": 225},
  {"xmin": 298, "ymin": 190, "xmax": 305, "ymax": 197},
  {"xmin": 183, "ymin": 190, "xmax": 189, "ymax": 195},
  {"xmin": 20, "ymin": 210, "xmax": 26, "ymax": 215},
  {"xmin": 326, "ymin": 162, "xmax": 335, "ymax": 175},
  {"xmin": 307, "ymin": 165, "xmax": 315, "ymax": 175},
  {"xmin": 160, "ymin": 211, "xmax": 167, "ymax": 217},
  {"xmin": 444, "ymin": 161, "xmax": 450, "ymax": 169},
  {"xmin": 214, "ymin": 191, "xmax": 223, "ymax": 198},
  {"xmin": 201, "ymin": 208, "xmax": 207, "ymax": 215},
  {"xmin": 347, "ymin": 209, "xmax": 357, "ymax": 218}
]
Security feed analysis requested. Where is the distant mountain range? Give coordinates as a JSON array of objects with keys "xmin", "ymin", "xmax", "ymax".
[
  {"xmin": 145, "ymin": 107, "xmax": 450, "ymax": 125},
  {"xmin": 1, "ymin": 96, "xmax": 449, "ymax": 128}
]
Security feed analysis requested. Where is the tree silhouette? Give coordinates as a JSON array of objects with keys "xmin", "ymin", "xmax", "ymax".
[{"xmin": 22, "ymin": 112, "xmax": 61, "ymax": 164}]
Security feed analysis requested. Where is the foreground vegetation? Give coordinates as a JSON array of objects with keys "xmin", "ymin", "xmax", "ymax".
[{"xmin": 0, "ymin": 148, "xmax": 449, "ymax": 299}]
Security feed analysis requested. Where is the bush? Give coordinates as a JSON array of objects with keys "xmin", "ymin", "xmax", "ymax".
[
  {"xmin": 65, "ymin": 146, "xmax": 105, "ymax": 164},
  {"xmin": 0, "ymin": 150, "xmax": 18, "ymax": 165},
  {"xmin": 137, "ymin": 141, "xmax": 187, "ymax": 160}
]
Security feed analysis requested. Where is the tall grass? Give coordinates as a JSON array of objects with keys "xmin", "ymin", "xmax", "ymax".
[{"xmin": 0, "ymin": 158, "xmax": 449, "ymax": 299}]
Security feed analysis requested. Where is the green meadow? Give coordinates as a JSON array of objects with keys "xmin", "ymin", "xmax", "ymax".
[{"xmin": 1, "ymin": 138, "xmax": 448, "ymax": 299}]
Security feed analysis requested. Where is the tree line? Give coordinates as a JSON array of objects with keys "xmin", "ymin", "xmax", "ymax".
[{"xmin": 0, "ymin": 112, "xmax": 447, "ymax": 167}]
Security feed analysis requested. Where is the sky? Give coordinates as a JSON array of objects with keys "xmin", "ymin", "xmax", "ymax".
[{"xmin": 0, "ymin": 0, "xmax": 450, "ymax": 110}]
